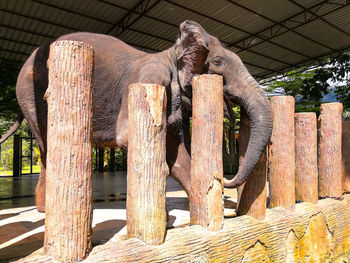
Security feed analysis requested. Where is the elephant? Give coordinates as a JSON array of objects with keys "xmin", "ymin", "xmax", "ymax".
[{"xmin": 0, "ymin": 20, "xmax": 273, "ymax": 212}]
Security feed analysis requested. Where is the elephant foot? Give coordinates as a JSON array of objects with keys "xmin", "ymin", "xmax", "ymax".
[
  {"xmin": 35, "ymin": 195, "xmax": 45, "ymax": 213},
  {"xmin": 36, "ymin": 203, "xmax": 45, "ymax": 213},
  {"xmin": 166, "ymin": 209, "xmax": 169, "ymax": 222},
  {"xmin": 35, "ymin": 168, "xmax": 46, "ymax": 213},
  {"xmin": 35, "ymin": 182, "xmax": 46, "ymax": 213}
]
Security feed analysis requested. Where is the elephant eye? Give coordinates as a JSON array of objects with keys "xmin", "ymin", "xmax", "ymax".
[{"xmin": 213, "ymin": 57, "xmax": 223, "ymax": 66}]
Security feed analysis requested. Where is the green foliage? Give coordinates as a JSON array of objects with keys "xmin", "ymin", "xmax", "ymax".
[
  {"xmin": 0, "ymin": 119, "xmax": 14, "ymax": 138},
  {"xmin": 92, "ymin": 146, "xmax": 125, "ymax": 171},
  {"xmin": 0, "ymin": 66, "xmax": 20, "ymax": 120},
  {"xmin": 295, "ymin": 104, "xmax": 320, "ymax": 115},
  {"xmin": 105, "ymin": 147, "xmax": 125, "ymax": 171},
  {"xmin": 0, "ymin": 118, "xmax": 41, "ymax": 175},
  {"xmin": 264, "ymin": 51, "xmax": 350, "ymax": 111},
  {"xmin": 223, "ymin": 105, "xmax": 240, "ymax": 174},
  {"xmin": 265, "ymin": 70, "xmax": 315, "ymax": 98},
  {"xmin": 223, "ymin": 106, "xmax": 240, "ymax": 132}
]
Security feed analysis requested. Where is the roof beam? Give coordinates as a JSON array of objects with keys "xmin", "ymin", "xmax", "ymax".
[
  {"xmin": 31, "ymin": 0, "xmax": 115, "ymax": 26},
  {"xmin": 98, "ymin": 0, "xmax": 292, "ymax": 66},
  {"xmin": 97, "ymin": 0, "xmax": 178, "ymax": 29},
  {"xmin": 288, "ymin": 0, "xmax": 350, "ymax": 38},
  {"xmin": 31, "ymin": 0, "xmax": 169, "ymax": 45},
  {"xmin": 164, "ymin": 0, "xmax": 313, "ymax": 60},
  {"xmin": 0, "ymin": 8, "xmax": 78, "ymax": 32},
  {"xmin": 0, "ymin": 22, "xmax": 53, "ymax": 39},
  {"xmin": 1, "ymin": 4, "xmax": 290, "ymax": 72},
  {"xmin": 0, "ymin": 57, "xmax": 24, "ymax": 67},
  {"xmin": 226, "ymin": 0, "xmax": 337, "ymax": 52},
  {"xmin": 0, "ymin": 8, "xmax": 171, "ymax": 46},
  {"xmin": 256, "ymin": 48, "xmax": 348, "ymax": 80},
  {"xmin": 0, "ymin": 23, "xmax": 160, "ymax": 55},
  {"xmin": 230, "ymin": 0, "xmax": 328, "ymax": 49},
  {"xmin": 244, "ymin": 62, "xmax": 283, "ymax": 76},
  {"xmin": 107, "ymin": 0, "xmax": 147, "ymax": 34},
  {"xmin": 0, "ymin": 47, "xmax": 29, "ymax": 56},
  {"xmin": 0, "ymin": 36, "xmax": 37, "ymax": 47},
  {"xmin": 230, "ymin": 1, "xmax": 349, "ymax": 54},
  {"xmin": 233, "ymin": 47, "xmax": 293, "ymax": 67},
  {"xmin": 107, "ymin": 0, "xmax": 162, "ymax": 37}
]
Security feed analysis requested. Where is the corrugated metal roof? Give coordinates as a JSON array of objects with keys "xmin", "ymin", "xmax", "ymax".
[{"xmin": 0, "ymin": 0, "xmax": 350, "ymax": 80}]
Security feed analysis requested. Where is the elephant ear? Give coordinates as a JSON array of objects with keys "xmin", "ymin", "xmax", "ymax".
[{"xmin": 175, "ymin": 20, "xmax": 210, "ymax": 88}]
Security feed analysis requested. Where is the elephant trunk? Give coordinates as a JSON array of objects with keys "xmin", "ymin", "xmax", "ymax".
[{"xmin": 224, "ymin": 72, "xmax": 273, "ymax": 188}]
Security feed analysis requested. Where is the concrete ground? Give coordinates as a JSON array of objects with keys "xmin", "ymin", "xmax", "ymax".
[{"xmin": 0, "ymin": 172, "xmax": 237, "ymax": 262}]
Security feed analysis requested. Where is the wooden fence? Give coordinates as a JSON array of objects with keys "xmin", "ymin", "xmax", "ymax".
[{"xmin": 16, "ymin": 41, "xmax": 350, "ymax": 263}]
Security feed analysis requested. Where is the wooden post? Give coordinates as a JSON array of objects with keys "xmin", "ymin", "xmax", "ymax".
[
  {"xmin": 294, "ymin": 113, "xmax": 318, "ymax": 203},
  {"xmin": 237, "ymin": 109, "xmax": 267, "ymax": 219},
  {"xmin": 318, "ymin": 102, "xmax": 343, "ymax": 199},
  {"xmin": 12, "ymin": 134, "xmax": 20, "ymax": 177},
  {"xmin": 268, "ymin": 96, "xmax": 295, "ymax": 209},
  {"xmin": 127, "ymin": 83, "xmax": 168, "ymax": 245},
  {"xmin": 110, "ymin": 147, "xmax": 116, "ymax": 172},
  {"xmin": 342, "ymin": 120, "xmax": 350, "ymax": 192},
  {"xmin": 191, "ymin": 74, "xmax": 223, "ymax": 231},
  {"xmin": 98, "ymin": 146, "xmax": 104, "ymax": 172},
  {"xmin": 44, "ymin": 41, "xmax": 94, "ymax": 262}
]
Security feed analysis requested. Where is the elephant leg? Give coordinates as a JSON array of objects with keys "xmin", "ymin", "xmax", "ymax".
[
  {"xmin": 116, "ymin": 91, "xmax": 128, "ymax": 150},
  {"xmin": 35, "ymin": 148, "xmax": 46, "ymax": 213},
  {"xmin": 166, "ymin": 130, "xmax": 192, "ymax": 200}
]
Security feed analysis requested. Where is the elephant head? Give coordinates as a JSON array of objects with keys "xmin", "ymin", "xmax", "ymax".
[{"xmin": 175, "ymin": 20, "xmax": 273, "ymax": 188}]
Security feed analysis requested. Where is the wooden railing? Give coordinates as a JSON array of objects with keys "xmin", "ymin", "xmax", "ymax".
[{"xmin": 17, "ymin": 40, "xmax": 350, "ymax": 263}]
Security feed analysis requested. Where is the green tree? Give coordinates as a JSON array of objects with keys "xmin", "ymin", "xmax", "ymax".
[
  {"xmin": 0, "ymin": 66, "xmax": 20, "ymax": 120},
  {"xmin": 263, "ymin": 51, "xmax": 350, "ymax": 111}
]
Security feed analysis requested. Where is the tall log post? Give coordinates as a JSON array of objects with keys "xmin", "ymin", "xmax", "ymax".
[
  {"xmin": 295, "ymin": 113, "xmax": 318, "ymax": 203},
  {"xmin": 237, "ymin": 109, "xmax": 267, "ymax": 219},
  {"xmin": 44, "ymin": 41, "xmax": 94, "ymax": 262},
  {"xmin": 190, "ymin": 74, "xmax": 223, "ymax": 231},
  {"xmin": 127, "ymin": 83, "xmax": 168, "ymax": 245},
  {"xmin": 268, "ymin": 96, "xmax": 295, "ymax": 209},
  {"xmin": 318, "ymin": 102, "xmax": 343, "ymax": 199},
  {"xmin": 342, "ymin": 120, "xmax": 350, "ymax": 192}
]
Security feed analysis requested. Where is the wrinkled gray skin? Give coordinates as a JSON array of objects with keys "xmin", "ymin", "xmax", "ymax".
[{"xmin": 1, "ymin": 21, "xmax": 272, "ymax": 212}]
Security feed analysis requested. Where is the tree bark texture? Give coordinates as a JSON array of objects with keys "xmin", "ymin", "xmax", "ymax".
[
  {"xmin": 237, "ymin": 109, "xmax": 267, "ymax": 219},
  {"xmin": 127, "ymin": 83, "xmax": 168, "ymax": 245},
  {"xmin": 294, "ymin": 112, "xmax": 318, "ymax": 203},
  {"xmin": 43, "ymin": 41, "xmax": 94, "ymax": 262},
  {"xmin": 18, "ymin": 195, "xmax": 350, "ymax": 263},
  {"xmin": 318, "ymin": 102, "xmax": 343, "ymax": 199},
  {"xmin": 268, "ymin": 96, "xmax": 295, "ymax": 209},
  {"xmin": 342, "ymin": 120, "xmax": 350, "ymax": 193},
  {"xmin": 190, "ymin": 74, "xmax": 224, "ymax": 231}
]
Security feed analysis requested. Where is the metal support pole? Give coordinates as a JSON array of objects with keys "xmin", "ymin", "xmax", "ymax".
[{"xmin": 13, "ymin": 135, "xmax": 20, "ymax": 177}]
